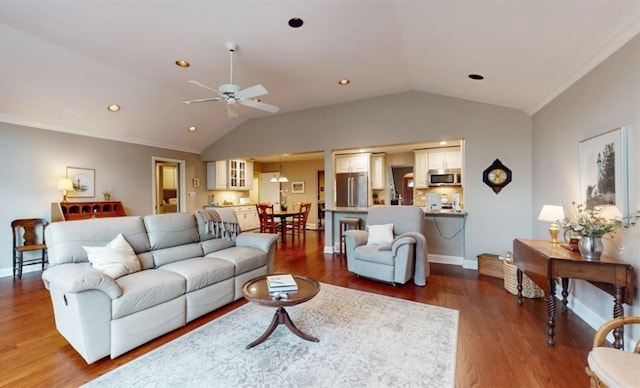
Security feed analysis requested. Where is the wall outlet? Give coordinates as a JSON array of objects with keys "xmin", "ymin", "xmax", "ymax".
[{"xmin": 187, "ymin": 192, "xmax": 196, "ymax": 197}]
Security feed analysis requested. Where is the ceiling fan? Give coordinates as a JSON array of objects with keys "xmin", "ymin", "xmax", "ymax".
[{"xmin": 182, "ymin": 41, "xmax": 279, "ymax": 118}]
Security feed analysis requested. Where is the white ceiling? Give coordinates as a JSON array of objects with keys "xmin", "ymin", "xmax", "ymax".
[{"xmin": 1, "ymin": 1, "xmax": 638, "ymax": 154}]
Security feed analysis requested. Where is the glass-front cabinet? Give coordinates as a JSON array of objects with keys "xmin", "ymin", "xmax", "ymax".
[{"xmin": 228, "ymin": 159, "xmax": 253, "ymax": 190}]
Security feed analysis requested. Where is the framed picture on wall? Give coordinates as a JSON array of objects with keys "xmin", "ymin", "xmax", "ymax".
[
  {"xmin": 67, "ymin": 167, "xmax": 95, "ymax": 198},
  {"xmin": 291, "ymin": 181, "xmax": 305, "ymax": 194},
  {"xmin": 579, "ymin": 127, "xmax": 628, "ymax": 216}
]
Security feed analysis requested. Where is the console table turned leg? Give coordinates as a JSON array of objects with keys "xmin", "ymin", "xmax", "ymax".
[
  {"xmin": 547, "ymin": 280, "xmax": 556, "ymax": 346},
  {"xmin": 516, "ymin": 268, "xmax": 524, "ymax": 305},
  {"xmin": 612, "ymin": 287, "xmax": 626, "ymax": 349},
  {"xmin": 561, "ymin": 278, "xmax": 569, "ymax": 313}
]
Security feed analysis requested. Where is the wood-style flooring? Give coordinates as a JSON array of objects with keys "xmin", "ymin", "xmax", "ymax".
[{"xmin": 0, "ymin": 231, "xmax": 595, "ymax": 387}]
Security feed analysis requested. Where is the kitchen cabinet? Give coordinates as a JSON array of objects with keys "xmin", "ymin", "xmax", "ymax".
[
  {"xmin": 413, "ymin": 150, "xmax": 429, "ymax": 188},
  {"xmin": 427, "ymin": 147, "xmax": 461, "ymax": 170},
  {"xmin": 371, "ymin": 154, "xmax": 386, "ymax": 190},
  {"xmin": 335, "ymin": 154, "xmax": 370, "ymax": 173},
  {"xmin": 234, "ymin": 205, "xmax": 260, "ymax": 231},
  {"xmin": 228, "ymin": 159, "xmax": 253, "ymax": 190},
  {"xmin": 206, "ymin": 161, "xmax": 228, "ymax": 190}
]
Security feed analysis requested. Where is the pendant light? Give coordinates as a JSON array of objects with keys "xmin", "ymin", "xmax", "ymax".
[{"xmin": 270, "ymin": 155, "xmax": 289, "ymax": 182}]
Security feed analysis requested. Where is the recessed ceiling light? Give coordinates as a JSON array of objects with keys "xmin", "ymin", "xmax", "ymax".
[
  {"xmin": 187, "ymin": 126, "xmax": 197, "ymax": 132},
  {"xmin": 176, "ymin": 60, "xmax": 190, "ymax": 68},
  {"xmin": 468, "ymin": 74, "xmax": 484, "ymax": 80},
  {"xmin": 107, "ymin": 104, "xmax": 120, "ymax": 112},
  {"xmin": 338, "ymin": 79, "xmax": 350, "ymax": 85},
  {"xmin": 252, "ymin": 98, "xmax": 261, "ymax": 102},
  {"xmin": 288, "ymin": 18, "xmax": 304, "ymax": 28},
  {"xmin": 440, "ymin": 141, "xmax": 448, "ymax": 145}
]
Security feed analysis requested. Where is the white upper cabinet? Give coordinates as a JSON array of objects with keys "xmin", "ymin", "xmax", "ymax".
[
  {"xmin": 371, "ymin": 154, "xmax": 386, "ymax": 190},
  {"xmin": 206, "ymin": 161, "xmax": 228, "ymax": 190},
  {"xmin": 335, "ymin": 154, "xmax": 370, "ymax": 173},
  {"xmin": 414, "ymin": 150, "xmax": 429, "ymax": 188},
  {"xmin": 427, "ymin": 147, "xmax": 462, "ymax": 170}
]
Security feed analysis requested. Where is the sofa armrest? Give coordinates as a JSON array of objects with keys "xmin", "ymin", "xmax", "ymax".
[
  {"xmin": 42, "ymin": 264, "xmax": 123, "ymax": 299},
  {"xmin": 344, "ymin": 230, "xmax": 368, "ymax": 248},
  {"xmin": 391, "ymin": 236, "xmax": 416, "ymax": 255},
  {"xmin": 235, "ymin": 232, "xmax": 278, "ymax": 252}
]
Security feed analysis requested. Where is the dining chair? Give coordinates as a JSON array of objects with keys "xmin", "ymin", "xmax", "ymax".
[
  {"xmin": 256, "ymin": 203, "xmax": 279, "ymax": 234},
  {"xmin": 11, "ymin": 218, "xmax": 49, "ymax": 279},
  {"xmin": 286, "ymin": 202, "xmax": 311, "ymax": 241}
]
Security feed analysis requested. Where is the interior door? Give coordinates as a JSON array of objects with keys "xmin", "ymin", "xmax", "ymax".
[{"xmin": 153, "ymin": 158, "xmax": 185, "ymax": 214}]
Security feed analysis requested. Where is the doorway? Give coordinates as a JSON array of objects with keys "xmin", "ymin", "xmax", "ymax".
[{"xmin": 152, "ymin": 157, "xmax": 186, "ymax": 214}]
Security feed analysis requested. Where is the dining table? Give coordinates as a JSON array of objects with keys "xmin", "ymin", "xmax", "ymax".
[{"xmin": 272, "ymin": 209, "xmax": 299, "ymax": 243}]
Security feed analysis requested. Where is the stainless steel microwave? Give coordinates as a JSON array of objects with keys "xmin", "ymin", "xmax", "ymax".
[{"xmin": 428, "ymin": 169, "xmax": 462, "ymax": 186}]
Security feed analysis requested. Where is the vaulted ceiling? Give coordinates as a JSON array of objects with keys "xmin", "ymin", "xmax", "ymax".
[{"xmin": 1, "ymin": 1, "xmax": 638, "ymax": 153}]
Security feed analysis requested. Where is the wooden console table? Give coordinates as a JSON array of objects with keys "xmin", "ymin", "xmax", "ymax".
[
  {"xmin": 512, "ymin": 239, "xmax": 635, "ymax": 349},
  {"xmin": 51, "ymin": 201, "xmax": 126, "ymax": 222}
]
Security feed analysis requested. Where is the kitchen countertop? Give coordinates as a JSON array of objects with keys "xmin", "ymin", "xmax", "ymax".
[{"xmin": 327, "ymin": 206, "xmax": 467, "ymax": 217}]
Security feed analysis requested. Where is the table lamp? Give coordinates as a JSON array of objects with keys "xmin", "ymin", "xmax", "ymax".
[
  {"xmin": 57, "ymin": 178, "xmax": 74, "ymax": 202},
  {"xmin": 538, "ymin": 205, "xmax": 565, "ymax": 243}
]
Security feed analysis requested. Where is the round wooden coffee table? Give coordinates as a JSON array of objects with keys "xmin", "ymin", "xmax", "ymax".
[{"xmin": 241, "ymin": 274, "xmax": 321, "ymax": 349}]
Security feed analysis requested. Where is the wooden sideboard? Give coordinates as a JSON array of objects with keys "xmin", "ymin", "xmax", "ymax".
[
  {"xmin": 512, "ymin": 238, "xmax": 635, "ymax": 349},
  {"xmin": 51, "ymin": 201, "xmax": 127, "ymax": 222}
]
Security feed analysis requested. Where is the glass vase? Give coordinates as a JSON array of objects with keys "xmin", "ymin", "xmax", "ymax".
[{"xmin": 578, "ymin": 236, "xmax": 603, "ymax": 260}]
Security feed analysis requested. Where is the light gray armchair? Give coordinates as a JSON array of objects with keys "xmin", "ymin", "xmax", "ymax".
[{"xmin": 344, "ymin": 205, "xmax": 429, "ymax": 286}]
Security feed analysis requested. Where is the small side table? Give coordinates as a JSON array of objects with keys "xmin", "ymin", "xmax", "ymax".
[
  {"xmin": 241, "ymin": 274, "xmax": 321, "ymax": 349},
  {"xmin": 339, "ymin": 217, "xmax": 361, "ymax": 256}
]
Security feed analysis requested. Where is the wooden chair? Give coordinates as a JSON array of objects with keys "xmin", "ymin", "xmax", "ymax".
[
  {"xmin": 256, "ymin": 203, "xmax": 279, "ymax": 234},
  {"xmin": 12, "ymin": 218, "xmax": 49, "ymax": 279},
  {"xmin": 585, "ymin": 316, "xmax": 640, "ymax": 388},
  {"xmin": 286, "ymin": 202, "xmax": 311, "ymax": 241}
]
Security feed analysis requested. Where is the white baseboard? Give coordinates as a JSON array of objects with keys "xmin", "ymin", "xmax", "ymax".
[
  {"xmin": 428, "ymin": 254, "xmax": 464, "ymax": 266},
  {"xmin": 0, "ymin": 264, "xmax": 42, "ymax": 279}
]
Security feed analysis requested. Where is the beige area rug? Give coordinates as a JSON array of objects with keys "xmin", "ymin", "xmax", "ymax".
[{"xmin": 84, "ymin": 283, "xmax": 458, "ymax": 388}]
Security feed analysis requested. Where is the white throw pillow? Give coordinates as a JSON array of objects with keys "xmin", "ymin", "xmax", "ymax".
[
  {"xmin": 367, "ymin": 223, "xmax": 394, "ymax": 245},
  {"xmin": 84, "ymin": 233, "xmax": 141, "ymax": 279}
]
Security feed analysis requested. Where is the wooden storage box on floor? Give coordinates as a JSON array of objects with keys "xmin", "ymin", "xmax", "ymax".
[{"xmin": 477, "ymin": 253, "xmax": 504, "ymax": 279}]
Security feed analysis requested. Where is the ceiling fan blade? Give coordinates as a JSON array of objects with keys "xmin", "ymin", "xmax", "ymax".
[
  {"xmin": 240, "ymin": 98, "xmax": 280, "ymax": 113},
  {"xmin": 227, "ymin": 104, "xmax": 239, "ymax": 118},
  {"xmin": 182, "ymin": 97, "xmax": 223, "ymax": 104},
  {"xmin": 187, "ymin": 80, "xmax": 222, "ymax": 95},
  {"xmin": 236, "ymin": 84, "xmax": 268, "ymax": 99}
]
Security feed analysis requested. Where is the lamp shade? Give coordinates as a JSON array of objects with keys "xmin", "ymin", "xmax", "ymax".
[
  {"xmin": 598, "ymin": 205, "xmax": 622, "ymax": 220},
  {"xmin": 538, "ymin": 205, "xmax": 565, "ymax": 222},
  {"xmin": 57, "ymin": 178, "xmax": 74, "ymax": 191}
]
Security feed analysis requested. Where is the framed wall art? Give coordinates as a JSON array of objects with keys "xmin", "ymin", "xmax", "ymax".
[
  {"xmin": 291, "ymin": 181, "xmax": 305, "ymax": 194},
  {"xmin": 66, "ymin": 167, "xmax": 95, "ymax": 198},
  {"xmin": 579, "ymin": 127, "xmax": 628, "ymax": 215}
]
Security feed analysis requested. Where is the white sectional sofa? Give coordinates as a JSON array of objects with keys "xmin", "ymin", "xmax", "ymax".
[{"xmin": 41, "ymin": 211, "xmax": 278, "ymax": 364}]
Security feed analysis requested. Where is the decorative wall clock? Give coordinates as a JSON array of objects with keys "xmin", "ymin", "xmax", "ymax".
[{"xmin": 482, "ymin": 159, "xmax": 512, "ymax": 194}]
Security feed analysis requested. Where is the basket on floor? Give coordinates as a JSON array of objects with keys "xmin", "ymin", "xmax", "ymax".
[{"xmin": 502, "ymin": 252, "xmax": 545, "ymax": 299}]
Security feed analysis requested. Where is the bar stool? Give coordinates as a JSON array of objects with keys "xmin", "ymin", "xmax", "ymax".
[{"xmin": 339, "ymin": 217, "xmax": 361, "ymax": 256}]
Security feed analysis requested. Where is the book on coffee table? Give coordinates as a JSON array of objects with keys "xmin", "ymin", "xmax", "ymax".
[{"xmin": 267, "ymin": 274, "xmax": 298, "ymax": 292}]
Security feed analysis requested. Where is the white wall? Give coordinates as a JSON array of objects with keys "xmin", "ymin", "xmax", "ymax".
[
  {"xmin": 202, "ymin": 90, "xmax": 533, "ymax": 262},
  {"xmin": 532, "ymin": 35, "xmax": 640, "ymax": 338},
  {"xmin": 0, "ymin": 123, "xmax": 209, "ymax": 277}
]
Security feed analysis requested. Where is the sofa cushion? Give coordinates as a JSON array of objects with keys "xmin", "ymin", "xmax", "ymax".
[
  {"xmin": 353, "ymin": 245, "xmax": 395, "ymax": 266},
  {"xmin": 200, "ymin": 238, "xmax": 236, "ymax": 255},
  {"xmin": 47, "ymin": 216, "xmax": 150, "ymax": 266},
  {"xmin": 159, "ymin": 258, "xmax": 235, "ymax": 293},
  {"xmin": 207, "ymin": 247, "xmax": 268, "ymax": 275},
  {"xmin": 144, "ymin": 213, "xmax": 199, "ymax": 250},
  {"xmin": 151, "ymin": 243, "xmax": 204, "ymax": 267},
  {"xmin": 84, "ymin": 233, "xmax": 141, "ymax": 279},
  {"xmin": 112, "ymin": 269, "xmax": 186, "ymax": 319}
]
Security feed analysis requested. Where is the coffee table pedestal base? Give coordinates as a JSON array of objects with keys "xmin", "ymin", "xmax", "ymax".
[{"xmin": 246, "ymin": 306, "xmax": 319, "ymax": 349}]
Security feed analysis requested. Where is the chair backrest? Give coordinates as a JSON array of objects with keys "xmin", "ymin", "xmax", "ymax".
[
  {"xmin": 12, "ymin": 218, "xmax": 49, "ymax": 248},
  {"xmin": 366, "ymin": 205, "xmax": 424, "ymax": 235},
  {"xmin": 256, "ymin": 203, "xmax": 275, "ymax": 231},
  {"xmin": 299, "ymin": 202, "xmax": 312, "ymax": 224}
]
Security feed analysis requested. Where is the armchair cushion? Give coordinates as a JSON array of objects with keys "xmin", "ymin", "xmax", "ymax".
[{"xmin": 366, "ymin": 223, "xmax": 394, "ymax": 245}]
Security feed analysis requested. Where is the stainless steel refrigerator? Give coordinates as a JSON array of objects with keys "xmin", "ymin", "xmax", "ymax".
[{"xmin": 336, "ymin": 172, "xmax": 368, "ymax": 207}]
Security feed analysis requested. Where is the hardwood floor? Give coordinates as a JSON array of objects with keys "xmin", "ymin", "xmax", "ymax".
[{"xmin": 1, "ymin": 231, "xmax": 595, "ymax": 387}]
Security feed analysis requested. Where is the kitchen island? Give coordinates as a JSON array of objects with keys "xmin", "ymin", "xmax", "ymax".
[{"xmin": 325, "ymin": 206, "xmax": 466, "ymax": 265}]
